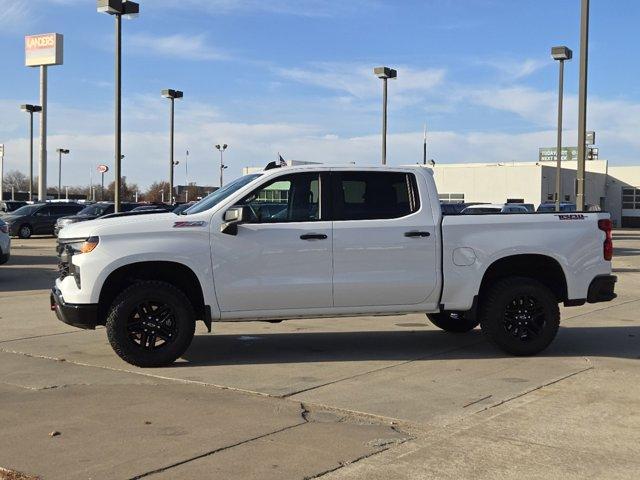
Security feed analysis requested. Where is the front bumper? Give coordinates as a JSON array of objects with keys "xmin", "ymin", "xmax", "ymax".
[
  {"xmin": 50, "ymin": 287, "xmax": 99, "ymax": 330},
  {"xmin": 587, "ymin": 275, "xmax": 617, "ymax": 303}
]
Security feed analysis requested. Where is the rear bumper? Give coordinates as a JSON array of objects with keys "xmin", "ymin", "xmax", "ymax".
[
  {"xmin": 587, "ymin": 275, "xmax": 617, "ymax": 303},
  {"xmin": 50, "ymin": 287, "xmax": 98, "ymax": 330}
]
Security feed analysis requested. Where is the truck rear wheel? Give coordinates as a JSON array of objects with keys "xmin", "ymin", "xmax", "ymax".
[
  {"xmin": 106, "ymin": 281, "xmax": 196, "ymax": 367},
  {"xmin": 480, "ymin": 277, "xmax": 559, "ymax": 356},
  {"xmin": 427, "ymin": 312, "xmax": 479, "ymax": 333}
]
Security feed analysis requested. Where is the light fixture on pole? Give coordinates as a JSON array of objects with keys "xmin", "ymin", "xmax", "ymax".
[
  {"xmin": 161, "ymin": 88, "xmax": 183, "ymax": 204},
  {"xmin": 97, "ymin": 0, "xmax": 140, "ymax": 213},
  {"xmin": 20, "ymin": 104, "xmax": 42, "ymax": 201},
  {"xmin": 551, "ymin": 45, "xmax": 572, "ymax": 212},
  {"xmin": 215, "ymin": 144, "xmax": 228, "ymax": 187},
  {"xmin": 576, "ymin": 0, "xmax": 589, "ymax": 211},
  {"xmin": 56, "ymin": 148, "xmax": 70, "ymax": 199},
  {"xmin": 373, "ymin": 66, "xmax": 397, "ymax": 165}
]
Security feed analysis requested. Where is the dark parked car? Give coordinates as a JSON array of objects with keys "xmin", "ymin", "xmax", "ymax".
[
  {"xmin": 172, "ymin": 201, "xmax": 197, "ymax": 215},
  {"xmin": 54, "ymin": 202, "xmax": 142, "ymax": 236},
  {"xmin": 537, "ymin": 202, "xmax": 577, "ymax": 213},
  {"xmin": 3, "ymin": 202, "xmax": 84, "ymax": 238},
  {"xmin": 0, "ymin": 201, "xmax": 28, "ymax": 215},
  {"xmin": 131, "ymin": 203, "xmax": 175, "ymax": 212}
]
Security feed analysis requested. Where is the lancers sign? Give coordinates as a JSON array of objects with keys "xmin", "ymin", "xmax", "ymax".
[{"xmin": 25, "ymin": 33, "xmax": 64, "ymax": 67}]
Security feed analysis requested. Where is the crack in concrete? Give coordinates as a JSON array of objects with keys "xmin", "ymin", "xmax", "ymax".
[{"xmin": 0, "ymin": 329, "xmax": 85, "ymax": 345}]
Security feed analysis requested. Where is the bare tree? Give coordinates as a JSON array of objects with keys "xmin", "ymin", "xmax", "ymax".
[
  {"xmin": 145, "ymin": 181, "xmax": 171, "ymax": 203},
  {"xmin": 2, "ymin": 170, "xmax": 29, "ymax": 192}
]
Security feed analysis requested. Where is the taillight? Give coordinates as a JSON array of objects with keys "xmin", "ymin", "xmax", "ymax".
[{"xmin": 598, "ymin": 219, "xmax": 613, "ymax": 261}]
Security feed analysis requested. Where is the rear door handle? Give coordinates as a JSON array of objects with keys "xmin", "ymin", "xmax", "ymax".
[
  {"xmin": 300, "ymin": 233, "xmax": 328, "ymax": 240},
  {"xmin": 404, "ymin": 231, "xmax": 430, "ymax": 238}
]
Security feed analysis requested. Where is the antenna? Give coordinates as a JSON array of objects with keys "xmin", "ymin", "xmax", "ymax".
[{"xmin": 423, "ymin": 122, "xmax": 427, "ymax": 165}]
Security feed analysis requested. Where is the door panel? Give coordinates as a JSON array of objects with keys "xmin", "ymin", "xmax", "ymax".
[
  {"xmin": 212, "ymin": 172, "xmax": 333, "ymax": 312},
  {"xmin": 331, "ymin": 171, "xmax": 438, "ymax": 307},
  {"xmin": 213, "ymin": 222, "xmax": 333, "ymax": 311}
]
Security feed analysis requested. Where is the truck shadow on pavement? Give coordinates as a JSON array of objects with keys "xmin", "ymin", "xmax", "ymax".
[{"xmin": 178, "ymin": 325, "xmax": 640, "ymax": 366}]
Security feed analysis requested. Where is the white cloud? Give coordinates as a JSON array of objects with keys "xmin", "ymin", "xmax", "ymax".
[
  {"xmin": 128, "ymin": 33, "xmax": 227, "ymax": 61},
  {"xmin": 276, "ymin": 63, "xmax": 446, "ymax": 99},
  {"xmin": 0, "ymin": 0, "xmax": 32, "ymax": 33},
  {"xmin": 478, "ymin": 58, "xmax": 549, "ymax": 81}
]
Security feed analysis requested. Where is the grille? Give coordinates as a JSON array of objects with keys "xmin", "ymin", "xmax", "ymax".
[{"xmin": 56, "ymin": 239, "xmax": 72, "ymax": 280}]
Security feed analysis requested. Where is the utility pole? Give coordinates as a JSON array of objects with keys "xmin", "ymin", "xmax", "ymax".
[{"xmin": 576, "ymin": 0, "xmax": 590, "ymax": 211}]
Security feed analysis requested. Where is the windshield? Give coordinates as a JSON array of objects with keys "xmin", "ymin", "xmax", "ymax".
[
  {"xmin": 9, "ymin": 205, "xmax": 41, "ymax": 216},
  {"xmin": 78, "ymin": 204, "xmax": 112, "ymax": 216},
  {"xmin": 184, "ymin": 174, "xmax": 262, "ymax": 215}
]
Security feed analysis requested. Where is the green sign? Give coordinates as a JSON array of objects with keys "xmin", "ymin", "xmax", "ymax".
[{"xmin": 539, "ymin": 147, "xmax": 578, "ymax": 162}]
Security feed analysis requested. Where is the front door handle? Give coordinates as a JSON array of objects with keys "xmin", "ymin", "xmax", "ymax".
[
  {"xmin": 404, "ymin": 231, "xmax": 430, "ymax": 238},
  {"xmin": 300, "ymin": 233, "xmax": 328, "ymax": 240}
]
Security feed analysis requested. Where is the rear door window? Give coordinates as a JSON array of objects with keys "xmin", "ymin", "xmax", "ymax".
[{"xmin": 331, "ymin": 172, "xmax": 419, "ymax": 221}]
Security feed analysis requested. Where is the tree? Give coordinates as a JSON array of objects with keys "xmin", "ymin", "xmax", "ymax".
[
  {"xmin": 145, "ymin": 181, "xmax": 170, "ymax": 203},
  {"xmin": 2, "ymin": 170, "xmax": 29, "ymax": 192},
  {"xmin": 105, "ymin": 176, "xmax": 140, "ymax": 202}
]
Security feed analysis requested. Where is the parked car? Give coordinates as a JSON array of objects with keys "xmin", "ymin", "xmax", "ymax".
[
  {"xmin": 52, "ymin": 165, "xmax": 616, "ymax": 367},
  {"xmin": 172, "ymin": 201, "xmax": 197, "ymax": 215},
  {"xmin": 0, "ymin": 201, "xmax": 28, "ymax": 216},
  {"xmin": 0, "ymin": 218, "xmax": 10, "ymax": 264},
  {"xmin": 131, "ymin": 203, "xmax": 174, "ymax": 212},
  {"xmin": 461, "ymin": 204, "xmax": 530, "ymax": 214},
  {"xmin": 537, "ymin": 202, "xmax": 577, "ymax": 213},
  {"xmin": 3, "ymin": 202, "xmax": 84, "ymax": 238},
  {"xmin": 55, "ymin": 202, "xmax": 142, "ymax": 236},
  {"xmin": 508, "ymin": 203, "xmax": 535, "ymax": 212}
]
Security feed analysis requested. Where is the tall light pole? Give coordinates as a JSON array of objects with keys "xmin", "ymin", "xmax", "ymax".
[
  {"xmin": 56, "ymin": 148, "xmax": 70, "ymax": 199},
  {"xmin": 373, "ymin": 67, "xmax": 397, "ymax": 165},
  {"xmin": 576, "ymin": 0, "xmax": 589, "ymax": 211},
  {"xmin": 551, "ymin": 46, "xmax": 572, "ymax": 212},
  {"xmin": 97, "ymin": 0, "xmax": 140, "ymax": 213},
  {"xmin": 20, "ymin": 104, "xmax": 42, "ymax": 201},
  {"xmin": 215, "ymin": 144, "xmax": 228, "ymax": 187},
  {"xmin": 161, "ymin": 89, "xmax": 183, "ymax": 204}
]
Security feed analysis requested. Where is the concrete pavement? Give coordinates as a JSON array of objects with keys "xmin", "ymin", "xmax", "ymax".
[{"xmin": 0, "ymin": 232, "xmax": 639, "ymax": 479}]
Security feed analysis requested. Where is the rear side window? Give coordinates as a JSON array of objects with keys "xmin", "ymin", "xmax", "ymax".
[{"xmin": 332, "ymin": 172, "xmax": 419, "ymax": 221}]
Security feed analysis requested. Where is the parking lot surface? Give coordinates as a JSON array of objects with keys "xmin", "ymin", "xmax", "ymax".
[{"xmin": 1, "ymin": 232, "xmax": 639, "ymax": 479}]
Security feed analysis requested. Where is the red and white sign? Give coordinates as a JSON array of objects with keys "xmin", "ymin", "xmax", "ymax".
[
  {"xmin": 25, "ymin": 33, "xmax": 64, "ymax": 67},
  {"xmin": 97, "ymin": 165, "xmax": 109, "ymax": 174}
]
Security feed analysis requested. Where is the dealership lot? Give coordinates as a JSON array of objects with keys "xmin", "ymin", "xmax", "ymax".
[{"xmin": 1, "ymin": 232, "xmax": 639, "ymax": 479}]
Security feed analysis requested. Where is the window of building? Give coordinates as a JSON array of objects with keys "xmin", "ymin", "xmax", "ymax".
[
  {"xmin": 332, "ymin": 172, "xmax": 419, "ymax": 221},
  {"xmin": 622, "ymin": 187, "xmax": 640, "ymax": 210},
  {"xmin": 438, "ymin": 193, "xmax": 465, "ymax": 204}
]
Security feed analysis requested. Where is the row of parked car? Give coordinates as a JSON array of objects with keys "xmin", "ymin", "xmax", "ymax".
[
  {"xmin": 440, "ymin": 201, "xmax": 596, "ymax": 215},
  {"xmin": 0, "ymin": 200, "xmax": 196, "ymax": 239}
]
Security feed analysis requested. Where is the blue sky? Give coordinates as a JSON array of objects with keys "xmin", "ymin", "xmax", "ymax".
[{"xmin": 1, "ymin": 0, "xmax": 639, "ymax": 189}]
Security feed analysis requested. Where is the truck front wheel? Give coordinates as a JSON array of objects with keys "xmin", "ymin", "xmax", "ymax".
[
  {"xmin": 480, "ymin": 277, "xmax": 560, "ymax": 356},
  {"xmin": 427, "ymin": 312, "xmax": 479, "ymax": 333},
  {"xmin": 106, "ymin": 281, "xmax": 196, "ymax": 367}
]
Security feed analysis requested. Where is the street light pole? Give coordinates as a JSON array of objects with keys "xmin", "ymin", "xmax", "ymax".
[
  {"xmin": 215, "ymin": 144, "xmax": 228, "ymax": 187},
  {"xmin": 20, "ymin": 104, "xmax": 42, "ymax": 201},
  {"xmin": 373, "ymin": 67, "xmax": 397, "ymax": 165},
  {"xmin": 56, "ymin": 148, "xmax": 69, "ymax": 199},
  {"xmin": 161, "ymin": 89, "xmax": 183, "ymax": 204},
  {"xmin": 97, "ymin": 0, "xmax": 140, "ymax": 212},
  {"xmin": 576, "ymin": 0, "xmax": 589, "ymax": 211},
  {"xmin": 551, "ymin": 46, "xmax": 572, "ymax": 212}
]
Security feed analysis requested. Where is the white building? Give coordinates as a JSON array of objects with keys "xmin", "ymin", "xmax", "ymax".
[{"xmin": 431, "ymin": 159, "xmax": 640, "ymax": 227}]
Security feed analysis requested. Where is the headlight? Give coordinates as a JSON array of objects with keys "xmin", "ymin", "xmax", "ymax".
[{"xmin": 62, "ymin": 236, "xmax": 100, "ymax": 254}]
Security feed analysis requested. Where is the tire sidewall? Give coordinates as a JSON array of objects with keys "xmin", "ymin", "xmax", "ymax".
[
  {"xmin": 106, "ymin": 282, "xmax": 195, "ymax": 367},
  {"xmin": 480, "ymin": 278, "xmax": 559, "ymax": 356}
]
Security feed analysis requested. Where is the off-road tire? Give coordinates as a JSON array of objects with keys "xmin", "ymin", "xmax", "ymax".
[
  {"xmin": 106, "ymin": 281, "xmax": 196, "ymax": 367},
  {"xmin": 427, "ymin": 312, "xmax": 479, "ymax": 333},
  {"xmin": 480, "ymin": 276, "xmax": 560, "ymax": 356}
]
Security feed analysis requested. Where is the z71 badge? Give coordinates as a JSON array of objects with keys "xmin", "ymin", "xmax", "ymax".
[
  {"xmin": 557, "ymin": 214, "xmax": 586, "ymax": 220},
  {"xmin": 173, "ymin": 221, "xmax": 206, "ymax": 228}
]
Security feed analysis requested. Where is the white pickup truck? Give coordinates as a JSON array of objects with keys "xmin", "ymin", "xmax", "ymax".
[{"xmin": 51, "ymin": 165, "xmax": 617, "ymax": 367}]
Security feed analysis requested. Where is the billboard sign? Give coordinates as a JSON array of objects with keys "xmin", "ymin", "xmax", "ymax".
[
  {"xmin": 97, "ymin": 165, "xmax": 109, "ymax": 174},
  {"xmin": 25, "ymin": 33, "xmax": 64, "ymax": 67},
  {"xmin": 539, "ymin": 147, "xmax": 578, "ymax": 163}
]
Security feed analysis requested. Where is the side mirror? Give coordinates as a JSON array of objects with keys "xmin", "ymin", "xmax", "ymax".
[{"xmin": 221, "ymin": 206, "xmax": 246, "ymax": 235}]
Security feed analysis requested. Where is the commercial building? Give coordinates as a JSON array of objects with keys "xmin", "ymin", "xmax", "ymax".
[{"xmin": 431, "ymin": 159, "xmax": 640, "ymax": 227}]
